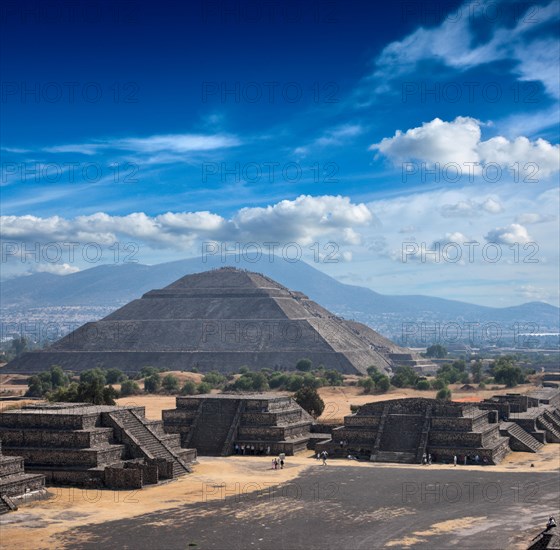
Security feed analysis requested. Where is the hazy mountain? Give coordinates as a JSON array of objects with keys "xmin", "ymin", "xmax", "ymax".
[{"xmin": 2, "ymin": 257, "xmax": 558, "ymax": 344}]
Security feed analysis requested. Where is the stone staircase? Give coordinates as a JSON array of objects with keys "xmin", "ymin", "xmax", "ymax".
[
  {"xmin": 189, "ymin": 399, "xmax": 240, "ymax": 456},
  {"xmin": 537, "ymin": 415, "xmax": 560, "ymax": 443},
  {"xmin": 183, "ymin": 402, "xmax": 204, "ymax": 449},
  {"xmin": 544, "ymin": 410, "xmax": 560, "ymax": 432},
  {"xmin": 415, "ymin": 406, "xmax": 432, "ymax": 463},
  {"xmin": 374, "ymin": 451, "xmax": 416, "ymax": 464},
  {"xmin": 500, "ymin": 422, "xmax": 544, "ymax": 453},
  {"xmin": 105, "ymin": 409, "xmax": 191, "ymax": 477},
  {"xmin": 0, "ymin": 494, "xmax": 17, "ymax": 514},
  {"xmin": 221, "ymin": 401, "xmax": 245, "ymax": 456},
  {"xmin": 370, "ymin": 404, "xmax": 389, "ymax": 461}
]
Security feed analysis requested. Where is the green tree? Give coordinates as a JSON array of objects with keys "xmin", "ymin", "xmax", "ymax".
[
  {"xmin": 431, "ymin": 378, "xmax": 446, "ymax": 390},
  {"xmin": 452, "ymin": 359, "xmax": 466, "ymax": 372},
  {"xmin": 144, "ymin": 374, "xmax": 161, "ymax": 393},
  {"xmin": 293, "ymin": 386, "xmax": 325, "ymax": 418},
  {"xmin": 80, "ymin": 368, "xmax": 107, "ymax": 386},
  {"xmin": 375, "ymin": 375, "xmax": 391, "ymax": 392},
  {"xmin": 162, "ymin": 374, "xmax": 180, "ymax": 393},
  {"xmin": 436, "ymin": 387, "xmax": 452, "ymax": 400},
  {"xmin": 324, "ymin": 370, "xmax": 344, "ymax": 386},
  {"xmin": 391, "ymin": 365, "xmax": 419, "ymax": 388},
  {"xmin": 106, "ymin": 368, "xmax": 127, "ymax": 384},
  {"xmin": 436, "ymin": 364, "xmax": 461, "ymax": 384},
  {"xmin": 180, "ymin": 380, "xmax": 197, "ymax": 395},
  {"xmin": 139, "ymin": 366, "xmax": 160, "ymax": 379},
  {"xmin": 10, "ymin": 337, "xmax": 28, "ymax": 357},
  {"xmin": 120, "ymin": 379, "xmax": 141, "ymax": 396},
  {"xmin": 416, "ymin": 379, "xmax": 431, "ymax": 391},
  {"xmin": 202, "ymin": 371, "xmax": 226, "ymax": 388},
  {"xmin": 296, "ymin": 358, "xmax": 313, "ymax": 372},
  {"xmin": 367, "ymin": 366, "xmax": 380, "ymax": 377},
  {"xmin": 470, "ymin": 360, "xmax": 484, "ymax": 383},
  {"xmin": 286, "ymin": 374, "xmax": 304, "ymax": 392},
  {"xmin": 492, "ymin": 358, "xmax": 524, "ymax": 388},
  {"xmin": 426, "ymin": 344, "xmax": 447, "ymax": 358},
  {"xmin": 359, "ymin": 377, "xmax": 375, "ymax": 393},
  {"xmin": 197, "ymin": 381, "xmax": 212, "ymax": 394}
]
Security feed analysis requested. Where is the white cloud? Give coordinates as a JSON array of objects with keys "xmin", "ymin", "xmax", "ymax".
[
  {"xmin": 372, "ymin": 0, "xmax": 560, "ymax": 99},
  {"xmin": 294, "ymin": 124, "xmax": 364, "ymax": 156},
  {"xmin": 35, "ymin": 263, "xmax": 81, "ymax": 275},
  {"xmin": 485, "ymin": 223, "xmax": 532, "ymax": 244},
  {"xmin": 371, "ymin": 116, "xmax": 560, "ymax": 178},
  {"xmin": 0, "ymin": 195, "xmax": 372, "ymax": 255},
  {"xmin": 515, "ymin": 212, "xmax": 556, "ymax": 225},
  {"xmin": 43, "ymin": 133, "xmax": 241, "ymax": 156},
  {"xmin": 441, "ymin": 197, "xmax": 503, "ymax": 217}
]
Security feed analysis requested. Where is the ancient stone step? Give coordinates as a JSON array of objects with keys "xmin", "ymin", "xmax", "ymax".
[
  {"xmin": 105, "ymin": 409, "xmax": 191, "ymax": 476},
  {"xmin": 537, "ymin": 417, "xmax": 560, "ymax": 443},
  {"xmin": 373, "ymin": 451, "xmax": 417, "ymax": 464},
  {"xmin": 500, "ymin": 422, "xmax": 544, "ymax": 453}
]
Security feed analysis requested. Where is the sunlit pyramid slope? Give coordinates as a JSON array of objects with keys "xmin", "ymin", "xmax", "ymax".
[{"xmin": 6, "ymin": 267, "xmax": 411, "ymax": 375}]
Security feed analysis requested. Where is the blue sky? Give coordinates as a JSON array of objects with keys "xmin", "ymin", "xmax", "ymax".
[{"xmin": 1, "ymin": 0, "xmax": 559, "ymax": 307}]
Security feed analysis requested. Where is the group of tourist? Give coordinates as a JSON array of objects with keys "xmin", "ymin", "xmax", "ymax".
[
  {"xmin": 233, "ymin": 443, "xmax": 271, "ymax": 455},
  {"xmin": 271, "ymin": 454, "xmax": 285, "ymax": 470},
  {"xmin": 422, "ymin": 452, "xmax": 489, "ymax": 466}
]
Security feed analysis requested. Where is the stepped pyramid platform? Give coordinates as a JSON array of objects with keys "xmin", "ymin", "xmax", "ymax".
[
  {"xmin": 481, "ymin": 388, "xmax": 560, "ymax": 444},
  {"xmin": 0, "ymin": 439, "xmax": 46, "ymax": 514},
  {"xmin": 5, "ymin": 267, "xmax": 413, "ymax": 376},
  {"xmin": 0, "ymin": 403, "xmax": 195, "ymax": 489},
  {"xmin": 316, "ymin": 398, "xmax": 511, "ymax": 464},
  {"xmin": 162, "ymin": 394, "xmax": 319, "ymax": 456}
]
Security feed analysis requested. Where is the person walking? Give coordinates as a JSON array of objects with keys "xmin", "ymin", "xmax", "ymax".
[
  {"xmin": 453, "ymin": 455, "xmax": 457, "ymax": 466},
  {"xmin": 322, "ymin": 451, "xmax": 328, "ymax": 466}
]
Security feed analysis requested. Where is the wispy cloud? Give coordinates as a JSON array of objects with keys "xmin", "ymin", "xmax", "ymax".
[{"xmin": 43, "ymin": 133, "xmax": 242, "ymax": 156}]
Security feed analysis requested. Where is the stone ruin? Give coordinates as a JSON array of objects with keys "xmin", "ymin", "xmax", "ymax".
[
  {"xmin": 317, "ymin": 388, "xmax": 560, "ymax": 464},
  {"xmin": 162, "ymin": 394, "xmax": 324, "ymax": 456},
  {"xmin": 316, "ymin": 397, "xmax": 511, "ymax": 464},
  {"xmin": 0, "ymin": 403, "xmax": 196, "ymax": 489},
  {"xmin": 5, "ymin": 267, "xmax": 426, "ymax": 376},
  {"xmin": 527, "ymin": 525, "xmax": 560, "ymax": 550},
  {"xmin": 0, "ymin": 439, "xmax": 46, "ymax": 514},
  {"xmin": 480, "ymin": 387, "xmax": 560, "ymax": 451}
]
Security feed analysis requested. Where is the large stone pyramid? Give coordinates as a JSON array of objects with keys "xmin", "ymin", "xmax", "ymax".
[{"xmin": 5, "ymin": 267, "xmax": 409, "ymax": 375}]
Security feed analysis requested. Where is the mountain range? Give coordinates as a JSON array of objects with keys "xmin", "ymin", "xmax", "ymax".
[{"xmin": 2, "ymin": 256, "xmax": 558, "ymax": 345}]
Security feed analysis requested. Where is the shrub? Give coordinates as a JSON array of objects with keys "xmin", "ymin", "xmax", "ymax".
[
  {"xmin": 269, "ymin": 373, "xmax": 288, "ymax": 389},
  {"xmin": 238, "ymin": 366, "xmax": 249, "ymax": 374},
  {"xmin": 391, "ymin": 365, "xmax": 419, "ymax": 388},
  {"xmin": 180, "ymin": 380, "xmax": 197, "ymax": 395},
  {"xmin": 144, "ymin": 374, "xmax": 161, "ymax": 393},
  {"xmin": 202, "ymin": 371, "xmax": 226, "ymax": 388},
  {"xmin": 25, "ymin": 365, "xmax": 70, "ymax": 397},
  {"xmin": 296, "ymin": 358, "xmax": 313, "ymax": 372},
  {"xmin": 197, "ymin": 382, "xmax": 212, "ymax": 394},
  {"xmin": 436, "ymin": 387, "xmax": 452, "ymax": 400},
  {"xmin": 478, "ymin": 382, "xmax": 486, "ymax": 389},
  {"xmin": 359, "ymin": 377, "xmax": 375, "ymax": 394},
  {"xmin": 324, "ymin": 370, "xmax": 344, "ymax": 386},
  {"xmin": 162, "ymin": 374, "xmax": 180, "ymax": 393},
  {"xmin": 293, "ymin": 386, "xmax": 324, "ymax": 418},
  {"xmin": 302, "ymin": 373, "xmax": 321, "ymax": 389},
  {"xmin": 416, "ymin": 379, "xmax": 431, "ymax": 391},
  {"xmin": 120, "ymin": 379, "xmax": 141, "ymax": 396},
  {"xmin": 106, "ymin": 368, "xmax": 127, "ymax": 384},
  {"xmin": 431, "ymin": 378, "xmax": 446, "ymax": 390},
  {"xmin": 286, "ymin": 374, "xmax": 304, "ymax": 392},
  {"xmin": 426, "ymin": 344, "xmax": 447, "ymax": 358},
  {"xmin": 139, "ymin": 366, "xmax": 160, "ymax": 379},
  {"xmin": 375, "ymin": 375, "xmax": 391, "ymax": 392}
]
